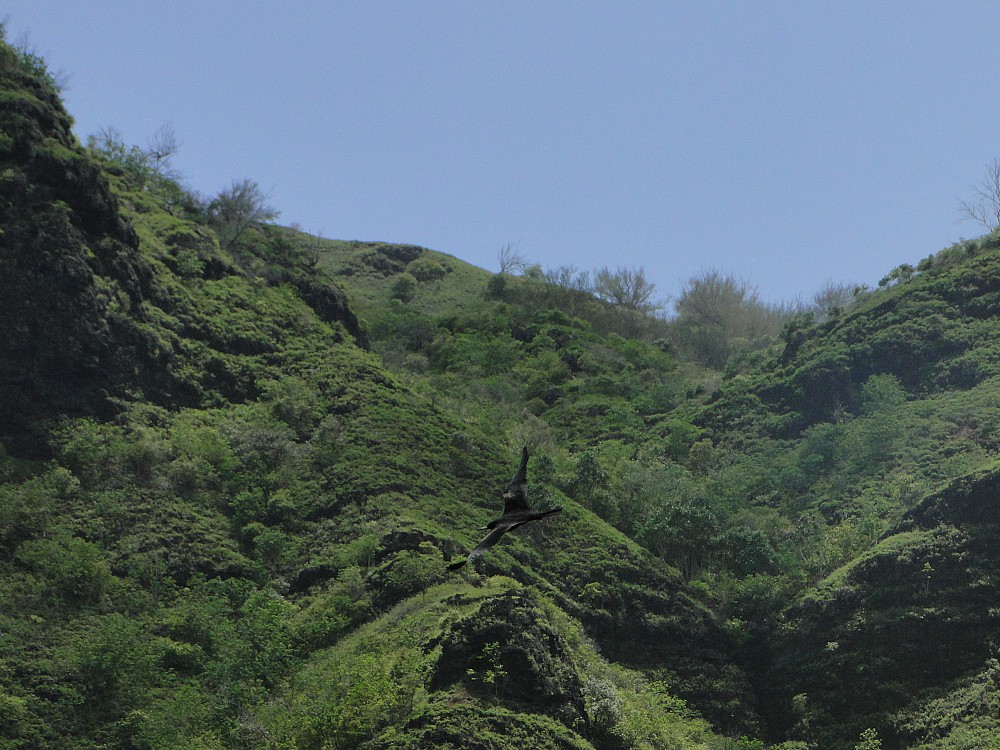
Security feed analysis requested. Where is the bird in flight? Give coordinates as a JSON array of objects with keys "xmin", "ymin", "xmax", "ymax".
[{"xmin": 448, "ymin": 446, "xmax": 562, "ymax": 571}]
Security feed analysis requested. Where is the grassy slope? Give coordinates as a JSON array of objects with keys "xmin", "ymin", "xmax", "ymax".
[
  {"xmin": 0, "ymin": 38, "xmax": 753, "ymax": 750},
  {"xmin": 695, "ymin": 239, "xmax": 1000, "ymax": 749},
  {"xmin": 302, "ymin": 208, "xmax": 1000, "ymax": 750},
  {"xmin": 8, "ymin": 27, "xmax": 1000, "ymax": 750},
  {"xmin": 314, "ymin": 237, "xmax": 491, "ymax": 318}
]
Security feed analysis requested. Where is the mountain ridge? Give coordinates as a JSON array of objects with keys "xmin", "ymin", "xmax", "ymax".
[
  {"xmin": 5, "ymin": 28, "xmax": 1000, "ymax": 749},
  {"xmin": 0, "ymin": 32, "xmax": 758, "ymax": 749}
]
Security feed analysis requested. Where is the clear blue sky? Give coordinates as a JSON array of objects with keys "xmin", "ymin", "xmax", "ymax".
[{"xmin": 7, "ymin": 1, "xmax": 1000, "ymax": 304}]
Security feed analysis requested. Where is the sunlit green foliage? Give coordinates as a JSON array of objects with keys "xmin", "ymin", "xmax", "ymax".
[
  {"xmin": 299, "ymin": 196, "xmax": 1000, "ymax": 747},
  {"xmin": 8, "ymin": 28, "xmax": 1000, "ymax": 750}
]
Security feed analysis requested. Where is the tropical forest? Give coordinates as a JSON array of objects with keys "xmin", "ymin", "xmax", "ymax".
[{"xmin": 4, "ymin": 28, "xmax": 1000, "ymax": 750}]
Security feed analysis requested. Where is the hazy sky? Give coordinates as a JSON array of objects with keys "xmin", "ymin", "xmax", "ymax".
[{"xmin": 7, "ymin": 2, "xmax": 1000, "ymax": 304}]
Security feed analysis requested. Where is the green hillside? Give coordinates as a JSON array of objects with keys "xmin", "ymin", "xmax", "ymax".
[
  {"xmin": 5, "ymin": 28, "xmax": 1000, "ymax": 750},
  {"xmin": 304, "ymin": 220, "xmax": 1000, "ymax": 750},
  {"xmin": 0, "ymin": 31, "xmax": 755, "ymax": 750}
]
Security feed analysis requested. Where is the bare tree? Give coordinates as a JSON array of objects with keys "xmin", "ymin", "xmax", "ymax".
[
  {"xmin": 145, "ymin": 123, "xmax": 180, "ymax": 179},
  {"xmin": 87, "ymin": 124, "xmax": 181, "ymax": 199},
  {"xmin": 544, "ymin": 265, "xmax": 592, "ymax": 292},
  {"xmin": 497, "ymin": 242, "xmax": 527, "ymax": 274},
  {"xmin": 959, "ymin": 159, "xmax": 1000, "ymax": 232}
]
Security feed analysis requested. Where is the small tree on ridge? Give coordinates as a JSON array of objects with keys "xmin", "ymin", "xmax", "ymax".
[{"xmin": 208, "ymin": 178, "xmax": 280, "ymax": 252}]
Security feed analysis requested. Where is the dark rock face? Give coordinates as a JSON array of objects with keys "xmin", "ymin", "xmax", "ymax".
[
  {"xmin": 0, "ymin": 46, "xmax": 369, "ymax": 454},
  {"xmin": 282, "ymin": 271, "xmax": 367, "ymax": 347},
  {"xmin": 0, "ymin": 46, "xmax": 154, "ymax": 452},
  {"xmin": 431, "ymin": 589, "xmax": 587, "ymax": 728}
]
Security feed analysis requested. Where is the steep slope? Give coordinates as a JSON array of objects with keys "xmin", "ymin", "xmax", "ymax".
[
  {"xmin": 694, "ymin": 238, "xmax": 1000, "ymax": 748},
  {"xmin": 0, "ymin": 34, "xmax": 755, "ymax": 749},
  {"xmin": 0, "ymin": 37, "xmax": 155, "ymax": 449},
  {"xmin": 771, "ymin": 465, "xmax": 1000, "ymax": 747},
  {"xmin": 308, "ymin": 193, "xmax": 1000, "ymax": 748},
  {"xmin": 322, "ymin": 221, "xmax": 1000, "ymax": 749},
  {"xmin": 705, "ymin": 237, "xmax": 1000, "ymax": 436},
  {"xmin": 0, "ymin": 34, "xmax": 363, "ymax": 452}
]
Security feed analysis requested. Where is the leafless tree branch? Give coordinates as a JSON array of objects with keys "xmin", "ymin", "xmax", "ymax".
[
  {"xmin": 958, "ymin": 158, "xmax": 1000, "ymax": 232},
  {"xmin": 497, "ymin": 242, "xmax": 527, "ymax": 275}
]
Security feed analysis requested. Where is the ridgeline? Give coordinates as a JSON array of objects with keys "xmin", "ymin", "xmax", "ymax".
[{"xmin": 3, "ymin": 30, "xmax": 1000, "ymax": 750}]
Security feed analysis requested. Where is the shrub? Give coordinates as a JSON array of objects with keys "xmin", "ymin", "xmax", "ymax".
[
  {"xmin": 406, "ymin": 256, "xmax": 448, "ymax": 283},
  {"xmin": 390, "ymin": 273, "xmax": 418, "ymax": 302}
]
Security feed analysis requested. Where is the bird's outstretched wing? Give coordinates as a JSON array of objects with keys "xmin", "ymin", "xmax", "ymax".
[
  {"xmin": 447, "ymin": 525, "xmax": 507, "ymax": 570},
  {"xmin": 501, "ymin": 446, "xmax": 530, "ymax": 513}
]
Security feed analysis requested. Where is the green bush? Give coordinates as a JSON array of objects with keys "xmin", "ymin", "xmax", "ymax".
[{"xmin": 391, "ymin": 272, "xmax": 418, "ymax": 302}]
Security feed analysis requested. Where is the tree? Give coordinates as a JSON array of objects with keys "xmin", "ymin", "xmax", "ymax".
[
  {"xmin": 87, "ymin": 125, "xmax": 199, "ymax": 215},
  {"xmin": 638, "ymin": 496, "xmax": 719, "ymax": 580},
  {"xmin": 497, "ymin": 242, "xmax": 527, "ymax": 274},
  {"xmin": 958, "ymin": 158, "xmax": 1000, "ymax": 232},
  {"xmin": 854, "ymin": 727, "xmax": 882, "ymax": 750},
  {"xmin": 144, "ymin": 123, "xmax": 181, "ymax": 178},
  {"xmin": 543, "ymin": 265, "xmax": 591, "ymax": 292},
  {"xmin": 811, "ymin": 281, "xmax": 868, "ymax": 322},
  {"xmin": 672, "ymin": 270, "xmax": 788, "ymax": 369},
  {"xmin": 465, "ymin": 641, "xmax": 507, "ymax": 698},
  {"xmin": 208, "ymin": 178, "xmax": 280, "ymax": 252},
  {"xmin": 593, "ymin": 266, "xmax": 660, "ymax": 312},
  {"xmin": 675, "ymin": 270, "xmax": 755, "ymax": 328},
  {"xmin": 89, "ymin": 125, "xmax": 180, "ymax": 189},
  {"xmin": 878, "ymin": 263, "xmax": 915, "ymax": 288}
]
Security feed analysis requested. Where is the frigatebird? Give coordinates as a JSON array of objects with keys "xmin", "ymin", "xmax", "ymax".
[{"xmin": 447, "ymin": 446, "xmax": 562, "ymax": 570}]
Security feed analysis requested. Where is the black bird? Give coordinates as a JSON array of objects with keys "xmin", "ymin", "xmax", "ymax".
[{"xmin": 448, "ymin": 446, "xmax": 562, "ymax": 571}]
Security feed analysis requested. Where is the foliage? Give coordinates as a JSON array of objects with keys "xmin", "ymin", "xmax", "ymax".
[
  {"xmin": 390, "ymin": 272, "xmax": 418, "ymax": 302},
  {"xmin": 811, "ymin": 280, "xmax": 871, "ymax": 323},
  {"xmin": 672, "ymin": 269, "xmax": 793, "ymax": 369},
  {"xmin": 207, "ymin": 178, "xmax": 280, "ymax": 253},
  {"xmin": 8, "ymin": 28, "xmax": 1000, "ymax": 750},
  {"xmin": 87, "ymin": 124, "xmax": 195, "ymax": 214},
  {"xmin": 592, "ymin": 265, "xmax": 661, "ymax": 313}
]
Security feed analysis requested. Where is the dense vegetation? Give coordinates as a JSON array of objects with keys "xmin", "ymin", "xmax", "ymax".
[{"xmin": 4, "ymin": 28, "xmax": 1000, "ymax": 750}]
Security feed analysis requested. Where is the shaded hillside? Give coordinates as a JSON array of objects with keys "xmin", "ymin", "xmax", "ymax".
[
  {"xmin": 0, "ymin": 37, "xmax": 154, "ymax": 447},
  {"xmin": 0, "ymin": 32, "xmax": 757, "ymax": 750},
  {"xmin": 304, "ymin": 180, "xmax": 1000, "ymax": 750},
  {"xmin": 689, "ymin": 238, "xmax": 1000, "ymax": 749},
  {"xmin": 772, "ymin": 465, "xmax": 1000, "ymax": 748},
  {"xmin": 9, "ymin": 24, "xmax": 1000, "ymax": 750}
]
